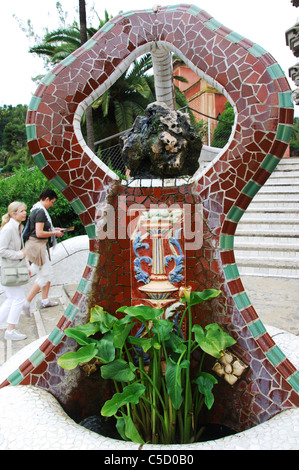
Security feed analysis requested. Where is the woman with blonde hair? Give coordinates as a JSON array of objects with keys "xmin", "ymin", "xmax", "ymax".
[{"xmin": 0, "ymin": 201, "xmax": 29, "ymax": 340}]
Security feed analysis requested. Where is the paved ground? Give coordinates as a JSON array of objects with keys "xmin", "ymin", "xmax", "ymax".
[{"xmin": 242, "ymin": 275, "xmax": 299, "ymax": 336}]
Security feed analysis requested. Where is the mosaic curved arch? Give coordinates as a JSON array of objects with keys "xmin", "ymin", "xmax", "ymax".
[{"xmin": 1, "ymin": 4, "xmax": 298, "ymax": 432}]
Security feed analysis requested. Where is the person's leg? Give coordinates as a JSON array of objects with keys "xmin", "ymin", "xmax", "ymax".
[
  {"xmin": 23, "ymin": 281, "xmax": 40, "ymax": 317},
  {"xmin": 26, "ymin": 282, "xmax": 41, "ymax": 303},
  {"xmin": 6, "ymin": 286, "xmax": 25, "ymax": 328},
  {"xmin": 41, "ymin": 281, "xmax": 50, "ymax": 300},
  {"xmin": 39, "ymin": 257, "xmax": 58, "ymax": 308},
  {"xmin": 0, "ymin": 293, "xmax": 13, "ymax": 324}
]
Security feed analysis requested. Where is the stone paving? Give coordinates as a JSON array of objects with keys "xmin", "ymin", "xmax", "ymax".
[{"xmin": 242, "ymin": 275, "xmax": 299, "ymax": 336}]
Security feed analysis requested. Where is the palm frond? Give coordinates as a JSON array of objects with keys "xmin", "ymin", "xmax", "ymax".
[{"xmin": 114, "ymin": 101, "xmax": 133, "ymax": 131}]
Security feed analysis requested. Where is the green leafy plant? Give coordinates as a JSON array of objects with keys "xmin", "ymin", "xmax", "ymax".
[{"xmin": 58, "ymin": 288, "xmax": 236, "ymax": 444}]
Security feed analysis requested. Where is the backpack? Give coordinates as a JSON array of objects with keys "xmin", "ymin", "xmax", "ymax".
[{"xmin": 22, "ymin": 218, "xmax": 30, "ymax": 244}]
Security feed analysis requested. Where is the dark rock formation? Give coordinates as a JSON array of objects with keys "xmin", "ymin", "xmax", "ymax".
[{"xmin": 120, "ymin": 102, "xmax": 202, "ymax": 178}]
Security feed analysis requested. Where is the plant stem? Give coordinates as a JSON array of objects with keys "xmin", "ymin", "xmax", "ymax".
[{"xmin": 183, "ymin": 303, "xmax": 193, "ymax": 443}]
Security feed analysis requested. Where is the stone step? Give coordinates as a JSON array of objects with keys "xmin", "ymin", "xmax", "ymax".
[
  {"xmin": 235, "ymin": 255, "xmax": 299, "ymax": 269},
  {"xmin": 246, "ymin": 201, "xmax": 299, "ymax": 209},
  {"xmin": 274, "ymin": 165, "xmax": 299, "ymax": 172},
  {"xmin": 234, "ymin": 241, "xmax": 299, "ymax": 253},
  {"xmin": 237, "ymin": 264, "xmax": 299, "ymax": 278},
  {"xmin": 254, "ymin": 192, "xmax": 299, "ymax": 201},
  {"xmin": 235, "ymin": 156, "xmax": 299, "ymax": 278},
  {"xmin": 264, "ymin": 178, "xmax": 299, "ymax": 186},
  {"xmin": 236, "ymin": 223, "xmax": 299, "ymax": 233},
  {"xmin": 235, "ymin": 235, "xmax": 299, "ymax": 246},
  {"xmin": 272, "ymin": 170, "xmax": 299, "ymax": 177},
  {"xmin": 241, "ymin": 211, "xmax": 299, "ymax": 220},
  {"xmin": 259, "ymin": 185, "xmax": 299, "ymax": 193},
  {"xmin": 276, "ymin": 157, "xmax": 299, "ymax": 165}
]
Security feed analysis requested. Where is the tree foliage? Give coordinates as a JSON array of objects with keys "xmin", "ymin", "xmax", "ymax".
[
  {"xmin": 211, "ymin": 101, "xmax": 234, "ymax": 148},
  {"xmin": 0, "ymin": 105, "xmax": 33, "ymax": 173},
  {"xmin": 290, "ymin": 117, "xmax": 299, "ymax": 155}
]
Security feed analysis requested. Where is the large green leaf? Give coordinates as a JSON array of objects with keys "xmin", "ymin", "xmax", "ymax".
[
  {"xmin": 165, "ymin": 358, "xmax": 190, "ymax": 410},
  {"xmin": 151, "ymin": 319, "xmax": 173, "ymax": 342},
  {"xmin": 112, "ymin": 322, "xmax": 135, "ymax": 349},
  {"xmin": 67, "ymin": 322, "xmax": 101, "ymax": 338},
  {"xmin": 101, "ymin": 359, "xmax": 137, "ymax": 382},
  {"xmin": 97, "ymin": 334, "xmax": 115, "ymax": 363},
  {"xmin": 64, "ymin": 327, "xmax": 96, "ymax": 346},
  {"xmin": 121, "ymin": 414, "xmax": 145, "ymax": 444},
  {"xmin": 101, "ymin": 383, "xmax": 146, "ymax": 417},
  {"xmin": 57, "ymin": 343, "xmax": 97, "ymax": 370},
  {"xmin": 186, "ymin": 289, "xmax": 221, "ymax": 307},
  {"xmin": 194, "ymin": 372, "xmax": 218, "ymax": 409},
  {"xmin": 165, "ymin": 333, "xmax": 187, "ymax": 354},
  {"xmin": 90, "ymin": 305, "xmax": 117, "ymax": 332},
  {"xmin": 116, "ymin": 415, "xmax": 145, "ymax": 444},
  {"xmin": 192, "ymin": 323, "xmax": 236, "ymax": 358},
  {"xmin": 128, "ymin": 335, "xmax": 153, "ymax": 353}
]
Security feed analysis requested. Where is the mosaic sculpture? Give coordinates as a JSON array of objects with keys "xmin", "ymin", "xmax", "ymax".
[{"xmin": 1, "ymin": 4, "xmax": 298, "ymax": 435}]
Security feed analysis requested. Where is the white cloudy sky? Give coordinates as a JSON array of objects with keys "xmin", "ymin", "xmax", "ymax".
[{"xmin": 1, "ymin": 0, "xmax": 298, "ymax": 113}]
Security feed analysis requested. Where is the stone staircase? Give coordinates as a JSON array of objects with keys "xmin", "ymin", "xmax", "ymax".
[{"xmin": 234, "ymin": 157, "xmax": 299, "ymax": 278}]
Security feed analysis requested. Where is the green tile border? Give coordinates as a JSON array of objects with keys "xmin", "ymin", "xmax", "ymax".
[
  {"xmin": 33, "ymin": 152, "xmax": 47, "ymax": 169},
  {"xmin": 87, "ymin": 252, "xmax": 100, "ymax": 267},
  {"xmin": 100, "ymin": 21, "xmax": 114, "ymax": 33},
  {"xmin": 227, "ymin": 206, "xmax": 244, "ymax": 223},
  {"xmin": 7, "ymin": 369, "xmax": 24, "ymax": 386},
  {"xmin": 29, "ymin": 349, "xmax": 46, "ymax": 367},
  {"xmin": 276, "ymin": 124, "xmax": 293, "ymax": 143},
  {"xmin": 70, "ymin": 198, "xmax": 87, "ymax": 215},
  {"xmin": 233, "ymin": 291, "xmax": 251, "ymax": 310},
  {"xmin": 28, "ymin": 96, "xmax": 41, "ymax": 111},
  {"xmin": 223, "ymin": 263, "xmax": 239, "ymax": 281},
  {"xmin": 64, "ymin": 303, "xmax": 79, "ymax": 321},
  {"xmin": 26, "ymin": 125, "xmax": 36, "ymax": 141},
  {"xmin": 48, "ymin": 327, "xmax": 64, "ymax": 346},
  {"xmin": 50, "ymin": 175, "xmax": 67, "ymax": 192},
  {"xmin": 41, "ymin": 72, "xmax": 56, "ymax": 86},
  {"xmin": 248, "ymin": 44, "xmax": 267, "ymax": 58},
  {"xmin": 260, "ymin": 153, "xmax": 280, "ymax": 173},
  {"xmin": 220, "ymin": 235, "xmax": 234, "ymax": 250},
  {"xmin": 204, "ymin": 18, "xmax": 222, "ymax": 31},
  {"xmin": 267, "ymin": 63, "xmax": 285, "ymax": 80},
  {"xmin": 248, "ymin": 319, "xmax": 267, "ymax": 338},
  {"xmin": 85, "ymin": 224, "xmax": 96, "ymax": 239},
  {"xmin": 225, "ymin": 32, "xmax": 244, "ymax": 44},
  {"xmin": 187, "ymin": 5, "xmax": 204, "ymax": 16},
  {"xmin": 82, "ymin": 38, "xmax": 97, "ymax": 51},
  {"xmin": 266, "ymin": 346, "xmax": 286, "ymax": 367},
  {"xmin": 278, "ymin": 91, "xmax": 293, "ymax": 109},
  {"xmin": 288, "ymin": 371, "xmax": 299, "ymax": 392},
  {"xmin": 61, "ymin": 55, "xmax": 76, "ymax": 67},
  {"xmin": 242, "ymin": 180, "xmax": 261, "ymax": 198},
  {"xmin": 77, "ymin": 278, "xmax": 92, "ymax": 295}
]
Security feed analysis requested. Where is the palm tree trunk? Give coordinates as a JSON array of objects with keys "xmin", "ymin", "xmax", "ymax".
[{"xmin": 79, "ymin": 0, "xmax": 95, "ymax": 152}]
